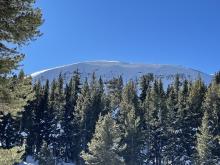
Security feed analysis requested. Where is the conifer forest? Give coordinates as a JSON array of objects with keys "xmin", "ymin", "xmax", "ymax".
[{"xmin": 0, "ymin": 0, "xmax": 220, "ymax": 165}]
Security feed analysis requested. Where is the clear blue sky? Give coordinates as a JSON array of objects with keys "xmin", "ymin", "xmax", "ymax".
[{"xmin": 23, "ymin": 0, "xmax": 220, "ymax": 74}]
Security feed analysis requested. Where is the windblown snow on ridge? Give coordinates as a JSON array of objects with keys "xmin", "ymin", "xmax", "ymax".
[{"xmin": 31, "ymin": 61, "xmax": 212, "ymax": 85}]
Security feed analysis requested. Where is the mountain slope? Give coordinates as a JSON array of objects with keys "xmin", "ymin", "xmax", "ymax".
[{"xmin": 31, "ymin": 61, "xmax": 212, "ymax": 85}]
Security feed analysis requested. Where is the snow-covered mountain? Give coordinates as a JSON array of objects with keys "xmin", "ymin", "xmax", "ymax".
[{"xmin": 31, "ymin": 61, "xmax": 213, "ymax": 85}]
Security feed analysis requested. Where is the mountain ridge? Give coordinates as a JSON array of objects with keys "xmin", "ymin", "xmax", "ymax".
[{"xmin": 31, "ymin": 61, "xmax": 213, "ymax": 85}]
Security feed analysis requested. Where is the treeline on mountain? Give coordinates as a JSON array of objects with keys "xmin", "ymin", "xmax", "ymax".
[{"xmin": 1, "ymin": 70, "xmax": 220, "ymax": 165}]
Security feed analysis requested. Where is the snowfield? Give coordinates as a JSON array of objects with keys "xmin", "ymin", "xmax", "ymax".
[{"xmin": 31, "ymin": 61, "xmax": 212, "ymax": 85}]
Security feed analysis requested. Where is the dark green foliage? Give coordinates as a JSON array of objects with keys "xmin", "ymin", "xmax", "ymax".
[
  {"xmin": 143, "ymin": 79, "xmax": 167, "ymax": 165},
  {"xmin": 0, "ymin": 113, "xmax": 21, "ymax": 148},
  {"xmin": 61, "ymin": 71, "xmax": 81, "ymax": 161},
  {"xmin": 196, "ymin": 110, "xmax": 216, "ymax": 165},
  {"xmin": 81, "ymin": 114, "xmax": 125, "ymax": 165},
  {"xmin": 117, "ymin": 81, "xmax": 145, "ymax": 165},
  {"xmin": 0, "ymin": 0, "xmax": 43, "ymax": 114},
  {"xmin": 199, "ymin": 82, "xmax": 220, "ymax": 162},
  {"xmin": 0, "ymin": 145, "xmax": 24, "ymax": 165},
  {"xmin": 0, "ymin": 0, "xmax": 43, "ymax": 163},
  {"xmin": 139, "ymin": 73, "xmax": 154, "ymax": 102},
  {"xmin": 75, "ymin": 78, "xmax": 92, "ymax": 154},
  {"xmin": 107, "ymin": 76, "xmax": 123, "ymax": 110},
  {"xmin": 214, "ymin": 71, "xmax": 220, "ymax": 84},
  {"xmin": 38, "ymin": 142, "xmax": 55, "ymax": 165},
  {"xmin": 13, "ymin": 70, "xmax": 220, "ymax": 164}
]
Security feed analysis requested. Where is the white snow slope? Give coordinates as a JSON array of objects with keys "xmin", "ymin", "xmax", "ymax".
[{"xmin": 31, "ymin": 61, "xmax": 212, "ymax": 85}]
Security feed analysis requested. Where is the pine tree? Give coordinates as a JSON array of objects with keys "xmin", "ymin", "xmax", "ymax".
[
  {"xmin": 0, "ymin": 113, "xmax": 20, "ymax": 148},
  {"xmin": 0, "ymin": 146, "xmax": 24, "ymax": 165},
  {"xmin": 75, "ymin": 78, "xmax": 93, "ymax": 164},
  {"xmin": 143, "ymin": 79, "xmax": 167, "ymax": 165},
  {"xmin": 107, "ymin": 76, "xmax": 123, "ymax": 111},
  {"xmin": 186, "ymin": 78, "xmax": 206, "ymax": 157},
  {"xmin": 49, "ymin": 74, "xmax": 65, "ymax": 159},
  {"xmin": 27, "ymin": 81, "xmax": 47, "ymax": 154},
  {"xmin": 38, "ymin": 141, "xmax": 55, "ymax": 165},
  {"xmin": 196, "ymin": 110, "xmax": 215, "ymax": 165},
  {"xmin": 139, "ymin": 74, "xmax": 154, "ymax": 103},
  {"xmin": 214, "ymin": 71, "xmax": 220, "ymax": 84},
  {"xmin": 61, "ymin": 70, "xmax": 81, "ymax": 162},
  {"xmin": 89, "ymin": 75, "xmax": 105, "ymax": 137},
  {"xmin": 174, "ymin": 80, "xmax": 192, "ymax": 163},
  {"xmin": 162, "ymin": 76, "xmax": 181, "ymax": 163},
  {"xmin": 118, "ymin": 81, "xmax": 145, "ymax": 165},
  {"xmin": 41, "ymin": 80, "xmax": 51, "ymax": 144},
  {"xmin": 81, "ymin": 114, "xmax": 125, "ymax": 165},
  {"xmin": 0, "ymin": 70, "xmax": 34, "ymax": 116},
  {"xmin": 0, "ymin": 0, "xmax": 42, "ymax": 163},
  {"xmin": 21, "ymin": 81, "xmax": 42, "ymax": 155},
  {"xmin": 201, "ymin": 81, "xmax": 220, "ymax": 161},
  {"xmin": 0, "ymin": 0, "xmax": 42, "ymax": 115}
]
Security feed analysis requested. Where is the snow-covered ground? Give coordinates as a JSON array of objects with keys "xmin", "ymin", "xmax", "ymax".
[
  {"xmin": 31, "ymin": 61, "xmax": 213, "ymax": 85},
  {"xmin": 20, "ymin": 156, "xmax": 75, "ymax": 165}
]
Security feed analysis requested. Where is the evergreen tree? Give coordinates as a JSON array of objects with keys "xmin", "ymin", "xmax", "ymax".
[
  {"xmin": 89, "ymin": 74, "xmax": 105, "ymax": 137},
  {"xmin": 186, "ymin": 78, "xmax": 206, "ymax": 157},
  {"xmin": 61, "ymin": 70, "xmax": 81, "ymax": 162},
  {"xmin": 214, "ymin": 71, "xmax": 220, "ymax": 84},
  {"xmin": 0, "ymin": 112, "xmax": 21, "ymax": 148},
  {"xmin": 75, "ymin": 78, "xmax": 93, "ymax": 164},
  {"xmin": 0, "ymin": 0, "xmax": 42, "ymax": 163},
  {"xmin": 38, "ymin": 141, "xmax": 55, "ymax": 165},
  {"xmin": 107, "ymin": 76, "xmax": 123, "ymax": 111},
  {"xmin": 81, "ymin": 114, "xmax": 125, "ymax": 165},
  {"xmin": 118, "ymin": 81, "xmax": 144, "ymax": 165},
  {"xmin": 143, "ymin": 79, "xmax": 167, "ymax": 165},
  {"xmin": 139, "ymin": 74, "xmax": 154, "ymax": 103},
  {"xmin": 30, "ymin": 81, "xmax": 49, "ymax": 154},
  {"xmin": 196, "ymin": 110, "xmax": 215, "ymax": 165},
  {"xmin": 49, "ymin": 74, "xmax": 65, "ymax": 159},
  {"xmin": 162, "ymin": 76, "xmax": 181, "ymax": 163},
  {"xmin": 22, "ymin": 81, "xmax": 42, "ymax": 155},
  {"xmin": 0, "ymin": 0, "xmax": 42, "ymax": 115},
  {"xmin": 0, "ymin": 146, "xmax": 24, "ymax": 165},
  {"xmin": 201, "ymin": 81, "xmax": 220, "ymax": 161}
]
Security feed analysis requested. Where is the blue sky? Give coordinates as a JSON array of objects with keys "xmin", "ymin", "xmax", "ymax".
[{"xmin": 23, "ymin": 0, "xmax": 220, "ymax": 74}]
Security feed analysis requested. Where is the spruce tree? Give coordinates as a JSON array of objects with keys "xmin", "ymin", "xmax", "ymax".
[
  {"xmin": 196, "ymin": 110, "xmax": 215, "ymax": 165},
  {"xmin": 38, "ymin": 141, "xmax": 55, "ymax": 165},
  {"xmin": 118, "ymin": 81, "xmax": 144, "ymax": 165},
  {"xmin": 107, "ymin": 76, "xmax": 123, "ymax": 111},
  {"xmin": 175, "ymin": 80, "xmax": 192, "ymax": 163},
  {"xmin": 61, "ymin": 70, "xmax": 81, "ymax": 162},
  {"xmin": 187, "ymin": 78, "xmax": 206, "ymax": 157},
  {"xmin": 162, "ymin": 76, "xmax": 181, "ymax": 163},
  {"xmin": 139, "ymin": 73, "xmax": 154, "ymax": 103},
  {"xmin": 49, "ymin": 74, "xmax": 65, "ymax": 159},
  {"xmin": 75, "ymin": 78, "xmax": 93, "ymax": 163},
  {"xmin": 89, "ymin": 75, "xmax": 105, "ymax": 137},
  {"xmin": 143, "ymin": 79, "xmax": 167, "ymax": 165},
  {"xmin": 81, "ymin": 114, "xmax": 125, "ymax": 165},
  {"xmin": 201, "ymin": 81, "xmax": 220, "ymax": 161}
]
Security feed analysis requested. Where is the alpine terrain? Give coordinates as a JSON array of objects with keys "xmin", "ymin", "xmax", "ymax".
[{"xmin": 31, "ymin": 61, "xmax": 212, "ymax": 85}]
